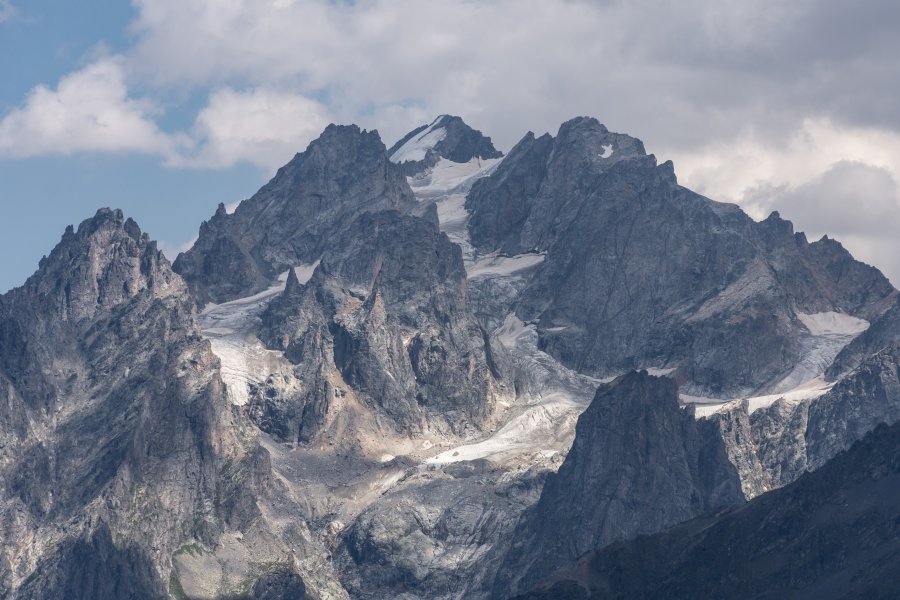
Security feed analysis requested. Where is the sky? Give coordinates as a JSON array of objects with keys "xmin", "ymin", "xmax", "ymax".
[{"xmin": 1, "ymin": 0, "xmax": 900, "ymax": 292}]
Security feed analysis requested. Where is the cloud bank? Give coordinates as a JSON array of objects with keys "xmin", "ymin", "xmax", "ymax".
[{"xmin": 1, "ymin": 0, "xmax": 899, "ymax": 281}]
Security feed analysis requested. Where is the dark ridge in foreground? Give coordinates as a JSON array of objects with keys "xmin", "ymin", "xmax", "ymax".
[{"xmin": 515, "ymin": 419, "xmax": 900, "ymax": 600}]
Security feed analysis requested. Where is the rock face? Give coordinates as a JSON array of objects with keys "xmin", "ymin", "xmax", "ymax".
[
  {"xmin": 335, "ymin": 458, "xmax": 551, "ymax": 600},
  {"xmin": 828, "ymin": 296, "xmax": 900, "ymax": 378},
  {"xmin": 493, "ymin": 371, "xmax": 745, "ymax": 597},
  {"xmin": 174, "ymin": 124, "xmax": 417, "ymax": 305},
  {"xmin": 515, "ymin": 420, "xmax": 900, "ymax": 600},
  {"xmin": 466, "ymin": 117, "xmax": 896, "ymax": 396},
  {"xmin": 5, "ymin": 115, "xmax": 900, "ymax": 600},
  {"xmin": 388, "ymin": 115, "xmax": 503, "ymax": 176},
  {"xmin": 708, "ymin": 344, "xmax": 900, "ymax": 498},
  {"xmin": 252, "ymin": 209, "xmax": 506, "ymax": 442},
  {"xmin": 0, "ymin": 209, "xmax": 269, "ymax": 598}
]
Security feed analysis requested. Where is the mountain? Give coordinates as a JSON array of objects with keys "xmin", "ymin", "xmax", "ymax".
[
  {"xmin": 493, "ymin": 371, "xmax": 745, "ymax": 596},
  {"xmin": 0, "ymin": 210, "xmax": 268, "ymax": 598},
  {"xmin": 387, "ymin": 115, "xmax": 503, "ymax": 176},
  {"xmin": 3, "ymin": 114, "xmax": 900, "ymax": 600},
  {"xmin": 173, "ymin": 124, "xmax": 417, "ymax": 305},
  {"xmin": 251, "ymin": 208, "xmax": 507, "ymax": 443},
  {"xmin": 467, "ymin": 117, "xmax": 896, "ymax": 397},
  {"xmin": 828, "ymin": 296, "xmax": 900, "ymax": 378},
  {"xmin": 706, "ymin": 343, "xmax": 900, "ymax": 498},
  {"xmin": 514, "ymin": 419, "xmax": 900, "ymax": 600}
]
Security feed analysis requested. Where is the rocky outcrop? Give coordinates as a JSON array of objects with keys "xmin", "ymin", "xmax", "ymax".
[
  {"xmin": 828, "ymin": 296, "xmax": 900, "ymax": 378},
  {"xmin": 708, "ymin": 344, "xmax": 900, "ymax": 498},
  {"xmin": 0, "ymin": 209, "xmax": 275, "ymax": 598},
  {"xmin": 493, "ymin": 371, "xmax": 744, "ymax": 597},
  {"xmin": 515, "ymin": 420, "xmax": 900, "ymax": 600},
  {"xmin": 388, "ymin": 115, "xmax": 503, "ymax": 176},
  {"xmin": 251, "ymin": 209, "xmax": 507, "ymax": 442},
  {"xmin": 465, "ymin": 131, "xmax": 554, "ymax": 255},
  {"xmin": 465, "ymin": 117, "xmax": 896, "ymax": 396},
  {"xmin": 336, "ymin": 458, "xmax": 552, "ymax": 600},
  {"xmin": 174, "ymin": 124, "xmax": 417, "ymax": 305}
]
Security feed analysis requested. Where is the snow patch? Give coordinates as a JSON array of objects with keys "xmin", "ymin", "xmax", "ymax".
[
  {"xmin": 797, "ymin": 311, "xmax": 869, "ymax": 337},
  {"xmin": 429, "ymin": 314, "xmax": 601, "ymax": 465},
  {"xmin": 599, "ymin": 144, "xmax": 614, "ymax": 158},
  {"xmin": 426, "ymin": 393, "xmax": 581, "ymax": 464},
  {"xmin": 408, "ymin": 157, "xmax": 502, "ymax": 263},
  {"xmin": 277, "ymin": 260, "xmax": 320, "ymax": 285},
  {"xmin": 466, "ymin": 252, "xmax": 545, "ymax": 279},
  {"xmin": 390, "ymin": 118, "xmax": 448, "ymax": 163},
  {"xmin": 689, "ymin": 376, "xmax": 833, "ymax": 418},
  {"xmin": 200, "ymin": 262, "xmax": 318, "ymax": 406},
  {"xmin": 645, "ymin": 367, "xmax": 676, "ymax": 377}
]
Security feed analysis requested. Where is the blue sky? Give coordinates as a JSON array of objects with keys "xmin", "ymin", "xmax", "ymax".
[
  {"xmin": 0, "ymin": 1, "xmax": 263, "ymax": 290},
  {"xmin": 2, "ymin": 0, "xmax": 900, "ymax": 292}
]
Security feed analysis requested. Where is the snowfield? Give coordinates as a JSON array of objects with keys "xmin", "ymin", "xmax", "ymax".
[
  {"xmin": 389, "ymin": 118, "xmax": 448, "ymax": 163},
  {"xmin": 199, "ymin": 263, "xmax": 318, "ymax": 405},
  {"xmin": 685, "ymin": 311, "xmax": 869, "ymax": 418},
  {"xmin": 797, "ymin": 311, "xmax": 869, "ymax": 336}
]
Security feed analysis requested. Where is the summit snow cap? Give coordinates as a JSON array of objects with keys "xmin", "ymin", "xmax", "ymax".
[{"xmin": 388, "ymin": 115, "xmax": 502, "ymax": 175}]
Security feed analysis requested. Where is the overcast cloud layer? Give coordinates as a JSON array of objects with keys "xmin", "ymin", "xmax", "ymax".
[{"xmin": 2, "ymin": 0, "xmax": 900, "ymax": 283}]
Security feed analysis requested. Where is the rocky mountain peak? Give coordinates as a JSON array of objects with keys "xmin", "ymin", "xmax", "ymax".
[
  {"xmin": 24, "ymin": 207, "xmax": 178, "ymax": 324},
  {"xmin": 554, "ymin": 115, "xmax": 647, "ymax": 164},
  {"xmin": 494, "ymin": 370, "xmax": 744, "ymax": 595},
  {"xmin": 387, "ymin": 114, "xmax": 503, "ymax": 176},
  {"xmin": 174, "ymin": 123, "xmax": 417, "ymax": 305}
]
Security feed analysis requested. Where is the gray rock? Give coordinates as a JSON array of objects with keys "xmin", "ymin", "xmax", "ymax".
[
  {"xmin": 174, "ymin": 124, "xmax": 417, "ymax": 305},
  {"xmin": 828, "ymin": 296, "xmax": 900, "ymax": 378},
  {"xmin": 705, "ymin": 345, "xmax": 900, "ymax": 498},
  {"xmin": 493, "ymin": 371, "xmax": 745, "ymax": 597},
  {"xmin": 0, "ymin": 209, "xmax": 274, "ymax": 598},
  {"xmin": 388, "ymin": 115, "xmax": 503, "ymax": 176},
  {"xmin": 514, "ymin": 420, "xmax": 900, "ymax": 600},
  {"xmin": 466, "ymin": 116, "xmax": 896, "ymax": 396},
  {"xmin": 336, "ymin": 460, "xmax": 551, "ymax": 600},
  {"xmin": 252, "ymin": 209, "xmax": 507, "ymax": 441}
]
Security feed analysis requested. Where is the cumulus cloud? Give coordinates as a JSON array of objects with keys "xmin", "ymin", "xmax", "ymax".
[
  {"xmin": 171, "ymin": 87, "xmax": 331, "ymax": 170},
  {"xmin": 743, "ymin": 162, "xmax": 900, "ymax": 285},
  {"xmin": 667, "ymin": 119, "xmax": 900, "ymax": 210},
  {"xmin": 124, "ymin": 0, "xmax": 900, "ymax": 151},
  {"xmin": 3, "ymin": 0, "xmax": 900, "ymax": 280},
  {"xmin": 0, "ymin": 57, "xmax": 176, "ymax": 158}
]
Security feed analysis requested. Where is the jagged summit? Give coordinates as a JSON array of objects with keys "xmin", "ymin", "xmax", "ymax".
[
  {"xmin": 494, "ymin": 370, "xmax": 744, "ymax": 595},
  {"xmin": 5, "ymin": 113, "xmax": 900, "ymax": 600},
  {"xmin": 463, "ymin": 115, "xmax": 896, "ymax": 396},
  {"xmin": 174, "ymin": 122, "xmax": 417, "ymax": 305},
  {"xmin": 18, "ymin": 208, "xmax": 179, "ymax": 323},
  {"xmin": 387, "ymin": 114, "xmax": 503, "ymax": 175},
  {"xmin": 516, "ymin": 419, "xmax": 900, "ymax": 599}
]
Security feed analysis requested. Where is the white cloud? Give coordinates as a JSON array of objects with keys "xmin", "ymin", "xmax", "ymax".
[
  {"xmin": 0, "ymin": 0, "xmax": 15, "ymax": 23},
  {"xmin": 171, "ymin": 87, "xmax": 331, "ymax": 170},
  {"xmin": 0, "ymin": 57, "xmax": 176, "ymax": 158},
  {"xmin": 665, "ymin": 119, "xmax": 900, "ymax": 283},
  {"xmin": 4, "ymin": 0, "xmax": 900, "ymax": 285},
  {"xmin": 126, "ymin": 0, "xmax": 896, "ymax": 151}
]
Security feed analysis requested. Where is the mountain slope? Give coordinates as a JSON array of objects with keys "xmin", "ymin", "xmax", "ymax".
[
  {"xmin": 252, "ymin": 209, "xmax": 508, "ymax": 442},
  {"xmin": 493, "ymin": 371, "xmax": 745, "ymax": 596},
  {"xmin": 0, "ymin": 210, "xmax": 267, "ymax": 598},
  {"xmin": 515, "ymin": 419, "xmax": 900, "ymax": 600},
  {"xmin": 466, "ymin": 117, "xmax": 896, "ymax": 397},
  {"xmin": 174, "ymin": 124, "xmax": 417, "ymax": 305}
]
